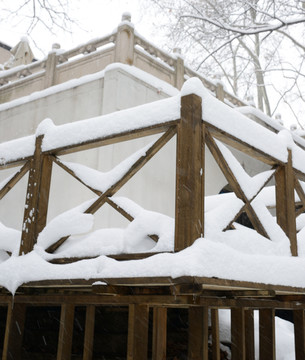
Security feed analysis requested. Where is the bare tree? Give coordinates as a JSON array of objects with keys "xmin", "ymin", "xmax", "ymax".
[{"xmin": 146, "ymin": 0, "xmax": 305, "ymax": 126}]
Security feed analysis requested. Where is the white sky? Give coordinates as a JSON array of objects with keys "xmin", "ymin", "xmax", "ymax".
[{"xmin": 0, "ymin": 0, "xmax": 155, "ymax": 56}]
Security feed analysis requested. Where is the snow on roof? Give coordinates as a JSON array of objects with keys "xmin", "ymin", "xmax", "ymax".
[{"xmin": 1, "ymin": 77, "xmax": 305, "ymax": 293}]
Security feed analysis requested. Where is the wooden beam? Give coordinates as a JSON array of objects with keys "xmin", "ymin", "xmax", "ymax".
[
  {"xmin": 275, "ymin": 150, "xmax": 297, "ymax": 255},
  {"xmin": 211, "ymin": 309, "xmax": 220, "ymax": 360},
  {"xmin": 175, "ymin": 94, "xmax": 204, "ymax": 251},
  {"xmin": 0, "ymin": 161, "xmax": 30, "ymax": 200},
  {"xmin": 127, "ymin": 304, "xmax": 149, "ymax": 360},
  {"xmin": 259, "ymin": 309, "xmax": 275, "ymax": 360},
  {"xmin": 152, "ymin": 307, "xmax": 167, "ymax": 360},
  {"xmin": 188, "ymin": 307, "xmax": 209, "ymax": 360},
  {"xmin": 206, "ymin": 130, "xmax": 269, "ymax": 238},
  {"xmin": 83, "ymin": 305, "xmax": 95, "ymax": 360},
  {"xmin": 20, "ymin": 135, "xmax": 53, "ymax": 255},
  {"xmin": 244, "ymin": 310, "xmax": 255, "ymax": 360},
  {"xmin": 294, "ymin": 309, "xmax": 305, "ymax": 360},
  {"xmin": 46, "ymin": 121, "xmax": 179, "ymax": 157},
  {"xmin": 57, "ymin": 304, "xmax": 75, "ymax": 360},
  {"xmin": 206, "ymin": 123, "xmax": 281, "ymax": 166},
  {"xmin": 47, "ymin": 127, "xmax": 176, "ymax": 253},
  {"xmin": 2, "ymin": 303, "xmax": 26, "ymax": 360},
  {"xmin": 231, "ymin": 308, "xmax": 246, "ymax": 360}
]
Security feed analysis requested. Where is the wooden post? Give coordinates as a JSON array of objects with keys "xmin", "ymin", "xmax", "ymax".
[
  {"xmin": 127, "ymin": 304, "xmax": 149, "ymax": 360},
  {"xmin": 2, "ymin": 303, "xmax": 26, "ymax": 360},
  {"xmin": 188, "ymin": 307, "xmax": 209, "ymax": 360},
  {"xmin": 20, "ymin": 135, "xmax": 53, "ymax": 255},
  {"xmin": 231, "ymin": 308, "xmax": 246, "ymax": 360},
  {"xmin": 211, "ymin": 309, "xmax": 220, "ymax": 360},
  {"xmin": 115, "ymin": 13, "xmax": 135, "ymax": 65},
  {"xmin": 152, "ymin": 307, "xmax": 167, "ymax": 360},
  {"xmin": 57, "ymin": 304, "xmax": 75, "ymax": 360},
  {"xmin": 294, "ymin": 310, "xmax": 305, "ymax": 360},
  {"xmin": 259, "ymin": 309, "xmax": 275, "ymax": 360},
  {"xmin": 44, "ymin": 51, "xmax": 58, "ymax": 88},
  {"xmin": 244, "ymin": 310, "xmax": 255, "ymax": 360},
  {"xmin": 275, "ymin": 149, "xmax": 297, "ymax": 255},
  {"xmin": 175, "ymin": 94, "xmax": 204, "ymax": 251},
  {"xmin": 83, "ymin": 305, "xmax": 95, "ymax": 360}
]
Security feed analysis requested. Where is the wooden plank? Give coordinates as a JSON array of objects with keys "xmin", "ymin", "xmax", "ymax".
[
  {"xmin": 46, "ymin": 121, "xmax": 179, "ymax": 157},
  {"xmin": 244, "ymin": 310, "xmax": 255, "ymax": 360},
  {"xmin": 206, "ymin": 130, "xmax": 269, "ymax": 238},
  {"xmin": 0, "ymin": 161, "xmax": 30, "ymax": 200},
  {"xmin": 2, "ymin": 303, "xmax": 26, "ymax": 360},
  {"xmin": 259, "ymin": 309, "xmax": 275, "ymax": 360},
  {"xmin": 275, "ymin": 150, "xmax": 297, "ymax": 255},
  {"xmin": 152, "ymin": 307, "xmax": 167, "ymax": 360},
  {"xmin": 47, "ymin": 127, "xmax": 176, "ymax": 253},
  {"xmin": 83, "ymin": 305, "xmax": 95, "ymax": 360},
  {"xmin": 231, "ymin": 308, "xmax": 246, "ymax": 360},
  {"xmin": 57, "ymin": 304, "xmax": 75, "ymax": 360},
  {"xmin": 175, "ymin": 94, "xmax": 204, "ymax": 251},
  {"xmin": 206, "ymin": 123, "xmax": 281, "ymax": 166},
  {"xmin": 127, "ymin": 304, "xmax": 149, "ymax": 360},
  {"xmin": 20, "ymin": 136, "xmax": 53, "ymax": 255},
  {"xmin": 188, "ymin": 307, "xmax": 209, "ymax": 360},
  {"xmin": 211, "ymin": 309, "xmax": 220, "ymax": 360},
  {"xmin": 294, "ymin": 309, "xmax": 305, "ymax": 360}
]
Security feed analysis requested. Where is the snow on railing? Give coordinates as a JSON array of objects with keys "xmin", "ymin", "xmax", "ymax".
[{"xmin": 1, "ymin": 78, "xmax": 305, "ymax": 275}]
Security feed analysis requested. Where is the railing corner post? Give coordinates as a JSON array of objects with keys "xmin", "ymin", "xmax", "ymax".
[{"xmin": 175, "ymin": 93, "xmax": 205, "ymax": 252}]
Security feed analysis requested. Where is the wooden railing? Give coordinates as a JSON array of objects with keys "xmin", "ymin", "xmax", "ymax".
[
  {"xmin": 1, "ymin": 88, "xmax": 305, "ymax": 261},
  {"xmin": 2, "ymin": 86, "xmax": 305, "ymax": 360}
]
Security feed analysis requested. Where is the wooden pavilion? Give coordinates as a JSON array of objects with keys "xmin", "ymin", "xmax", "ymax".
[{"xmin": 1, "ymin": 14, "xmax": 305, "ymax": 360}]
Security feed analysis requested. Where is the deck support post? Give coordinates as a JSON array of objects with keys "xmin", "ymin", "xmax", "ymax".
[
  {"xmin": 211, "ymin": 309, "xmax": 220, "ymax": 360},
  {"xmin": 244, "ymin": 309, "xmax": 255, "ymax": 360},
  {"xmin": 2, "ymin": 303, "xmax": 26, "ymax": 360},
  {"xmin": 188, "ymin": 306, "xmax": 209, "ymax": 360},
  {"xmin": 57, "ymin": 304, "xmax": 75, "ymax": 360},
  {"xmin": 152, "ymin": 307, "xmax": 167, "ymax": 360},
  {"xmin": 275, "ymin": 149, "xmax": 297, "ymax": 255},
  {"xmin": 175, "ymin": 93, "xmax": 204, "ymax": 251},
  {"xmin": 127, "ymin": 304, "xmax": 149, "ymax": 360},
  {"xmin": 231, "ymin": 308, "xmax": 246, "ymax": 360},
  {"xmin": 294, "ymin": 310, "xmax": 305, "ymax": 360},
  {"xmin": 83, "ymin": 305, "xmax": 95, "ymax": 360},
  {"xmin": 259, "ymin": 309, "xmax": 275, "ymax": 360}
]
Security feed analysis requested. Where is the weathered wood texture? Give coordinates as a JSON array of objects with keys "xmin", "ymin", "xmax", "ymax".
[
  {"xmin": 83, "ymin": 305, "xmax": 95, "ymax": 360},
  {"xmin": 275, "ymin": 150, "xmax": 297, "ymax": 255},
  {"xmin": 0, "ymin": 161, "xmax": 30, "ymax": 200},
  {"xmin": 231, "ymin": 308, "xmax": 246, "ymax": 360},
  {"xmin": 211, "ymin": 309, "xmax": 220, "ymax": 360},
  {"xmin": 127, "ymin": 304, "xmax": 149, "ymax": 360},
  {"xmin": 152, "ymin": 307, "xmax": 167, "ymax": 360},
  {"xmin": 175, "ymin": 94, "xmax": 204, "ymax": 251},
  {"xmin": 294, "ymin": 309, "xmax": 305, "ymax": 360},
  {"xmin": 259, "ymin": 309, "xmax": 275, "ymax": 360},
  {"xmin": 188, "ymin": 306, "xmax": 209, "ymax": 360},
  {"xmin": 2, "ymin": 303, "xmax": 26, "ymax": 360},
  {"xmin": 244, "ymin": 310, "xmax": 255, "ymax": 360},
  {"xmin": 57, "ymin": 304, "xmax": 75, "ymax": 360},
  {"xmin": 206, "ymin": 130, "xmax": 269, "ymax": 237},
  {"xmin": 20, "ymin": 135, "xmax": 53, "ymax": 255}
]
